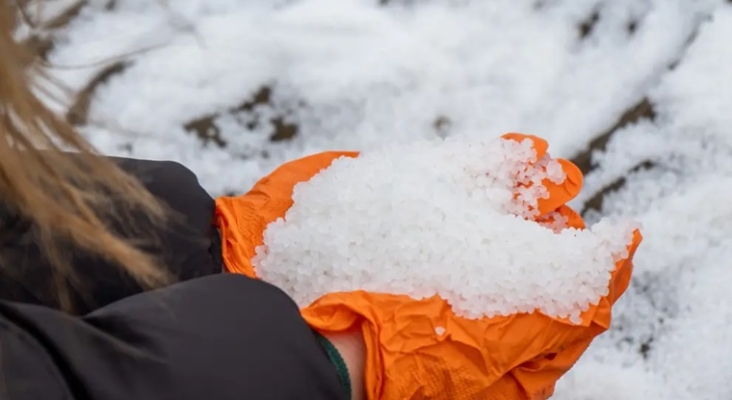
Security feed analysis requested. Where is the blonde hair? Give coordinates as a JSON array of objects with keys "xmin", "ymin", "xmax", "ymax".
[{"xmin": 0, "ymin": 1, "xmax": 171, "ymax": 312}]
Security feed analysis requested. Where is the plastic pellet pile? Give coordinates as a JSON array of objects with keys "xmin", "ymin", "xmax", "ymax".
[{"xmin": 253, "ymin": 137, "xmax": 636, "ymax": 324}]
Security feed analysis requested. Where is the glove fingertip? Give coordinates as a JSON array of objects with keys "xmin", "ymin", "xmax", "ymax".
[
  {"xmin": 557, "ymin": 158, "xmax": 584, "ymax": 197},
  {"xmin": 501, "ymin": 132, "xmax": 548, "ymax": 161}
]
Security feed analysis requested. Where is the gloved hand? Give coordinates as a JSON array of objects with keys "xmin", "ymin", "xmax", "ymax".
[{"xmin": 216, "ymin": 133, "xmax": 642, "ymax": 400}]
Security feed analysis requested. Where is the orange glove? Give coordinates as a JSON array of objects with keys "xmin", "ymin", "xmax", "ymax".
[{"xmin": 216, "ymin": 134, "xmax": 642, "ymax": 400}]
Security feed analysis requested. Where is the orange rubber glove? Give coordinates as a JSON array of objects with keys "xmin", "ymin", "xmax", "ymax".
[{"xmin": 215, "ymin": 133, "xmax": 642, "ymax": 400}]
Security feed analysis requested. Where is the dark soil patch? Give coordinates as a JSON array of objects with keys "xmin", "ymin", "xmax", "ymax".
[
  {"xmin": 67, "ymin": 61, "xmax": 130, "ymax": 126},
  {"xmin": 571, "ymin": 98, "xmax": 655, "ymax": 176},
  {"xmin": 570, "ymin": 98, "xmax": 656, "ymax": 216},
  {"xmin": 433, "ymin": 115, "xmax": 452, "ymax": 138},
  {"xmin": 578, "ymin": 9, "xmax": 600, "ymax": 39},
  {"xmin": 20, "ymin": 0, "xmax": 88, "ymax": 61},
  {"xmin": 581, "ymin": 160, "xmax": 656, "ymax": 215},
  {"xmin": 183, "ymin": 85, "xmax": 301, "ymax": 149}
]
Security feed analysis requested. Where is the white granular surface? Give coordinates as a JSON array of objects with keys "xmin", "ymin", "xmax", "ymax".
[{"xmin": 253, "ymin": 137, "xmax": 636, "ymax": 323}]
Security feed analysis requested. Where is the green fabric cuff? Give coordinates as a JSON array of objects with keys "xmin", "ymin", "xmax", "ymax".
[{"xmin": 314, "ymin": 331, "xmax": 352, "ymax": 400}]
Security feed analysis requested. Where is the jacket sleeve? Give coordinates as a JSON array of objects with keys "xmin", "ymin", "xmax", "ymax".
[
  {"xmin": 0, "ymin": 157, "xmax": 223, "ymax": 314},
  {"xmin": 0, "ymin": 274, "xmax": 347, "ymax": 400}
]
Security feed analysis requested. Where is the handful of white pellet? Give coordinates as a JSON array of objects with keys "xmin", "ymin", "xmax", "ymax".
[{"xmin": 253, "ymin": 137, "xmax": 636, "ymax": 324}]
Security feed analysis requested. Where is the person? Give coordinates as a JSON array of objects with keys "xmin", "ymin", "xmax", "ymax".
[
  {"xmin": 0, "ymin": 2, "xmax": 639, "ymax": 399},
  {"xmin": 0, "ymin": 3, "xmax": 358, "ymax": 399}
]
